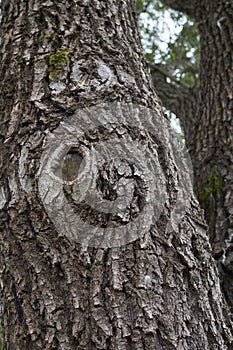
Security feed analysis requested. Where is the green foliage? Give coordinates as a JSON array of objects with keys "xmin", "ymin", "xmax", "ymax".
[
  {"xmin": 48, "ymin": 49, "xmax": 70, "ymax": 79},
  {"xmin": 136, "ymin": 0, "xmax": 144, "ymax": 13},
  {"xmin": 136, "ymin": 0, "xmax": 156, "ymax": 15},
  {"xmin": 139, "ymin": 0, "xmax": 200, "ymax": 87},
  {"xmin": 166, "ymin": 21, "xmax": 199, "ymax": 86},
  {"xmin": 199, "ymin": 172, "xmax": 224, "ymax": 206}
]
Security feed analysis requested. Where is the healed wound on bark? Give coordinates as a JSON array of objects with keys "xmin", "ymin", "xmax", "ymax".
[{"xmin": 0, "ymin": 0, "xmax": 232, "ymax": 349}]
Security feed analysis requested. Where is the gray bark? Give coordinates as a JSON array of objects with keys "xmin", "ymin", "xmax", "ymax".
[
  {"xmin": 189, "ymin": 0, "xmax": 233, "ymax": 310},
  {"xmin": 155, "ymin": 0, "xmax": 233, "ymax": 310},
  {"xmin": 0, "ymin": 0, "xmax": 232, "ymax": 349}
]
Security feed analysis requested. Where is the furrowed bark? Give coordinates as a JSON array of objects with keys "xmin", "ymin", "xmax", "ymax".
[
  {"xmin": 0, "ymin": 1, "xmax": 232, "ymax": 349},
  {"xmin": 154, "ymin": 0, "xmax": 233, "ymax": 311},
  {"xmin": 188, "ymin": 0, "xmax": 233, "ymax": 309}
]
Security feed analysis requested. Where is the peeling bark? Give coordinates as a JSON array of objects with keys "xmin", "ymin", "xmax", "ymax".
[{"xmin": 0, "ymin": 0, "xmax": 232, "ymax": 349}]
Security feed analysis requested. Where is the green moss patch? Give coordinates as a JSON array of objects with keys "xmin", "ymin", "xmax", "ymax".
[
  {"xmin": 199, "ymin": 171, "xmax": 224, "ymax": 206},
  {"xmin": 48, "ymin": 49, "xmax": 70, "ymax": 79}
]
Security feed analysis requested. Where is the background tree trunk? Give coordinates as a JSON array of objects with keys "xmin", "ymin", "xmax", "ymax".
[
  {"xmin": 0, "ymin": 0, "xmax": 232, "ymax": 349},
  {"xmin": 190, "ymin": 0, "xmax": 233, "ymax": 309},
  {"xmin": 156, "ymin": 0, "xmax": 233, "ymax": 310}
]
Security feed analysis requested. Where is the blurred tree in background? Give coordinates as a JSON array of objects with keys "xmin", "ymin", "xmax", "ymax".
[
  {"xmin": 138, "ymin": 0, "xmax": 199, "ymax": 87},
  {"xmin": 137, "ymin": 0, "xmax": 200, "ymax": 137},
  {"xmin": 138, "ymin": 0, "xmax": 233, "ymax": 312}
]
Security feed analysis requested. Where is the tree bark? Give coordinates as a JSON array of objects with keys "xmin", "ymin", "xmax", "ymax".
[
  {"xmin": 156, "ymin": 0, "xmax": 233, "ymax": 310},
  {"xmin": 0, "ymin": 1, "xmax": 232, "ymax": 349},
  {"xmin": 185, "ymin": 0, "xmax": 233, "ymax": 309}
]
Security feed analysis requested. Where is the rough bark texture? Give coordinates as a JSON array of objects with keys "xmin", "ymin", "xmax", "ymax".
[
  {"xmin": 190, "ymin": 0, "xmax": 233, "ymax": 311},
  {"xmin": 0, "ymin": 1, "xmax": 232, "ymax": 349}
]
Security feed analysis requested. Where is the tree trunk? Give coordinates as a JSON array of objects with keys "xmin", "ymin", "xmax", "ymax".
[
  {"xmin": 187, "ymin": 0, "xmax": 233, "ymax": 309},
  {"xmin": 157, "ymin": 0, "xmax": 233, "ymax": 310},
  {"xmin": 0, "ymin": 1, "xmax": 232, "ymax": 349}
]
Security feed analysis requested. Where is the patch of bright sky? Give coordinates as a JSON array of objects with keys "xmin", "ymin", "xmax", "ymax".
[
  {"xmin": 140, "ymin": 5, "xmax": 187, "ymax": 63},
  {"xmin": 139, "ymin": 3, "xmax": 185, "ymax": 134},
  {"xmin": 170, "ymin": 112, "xmax": 182, "ymax": 135}
]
